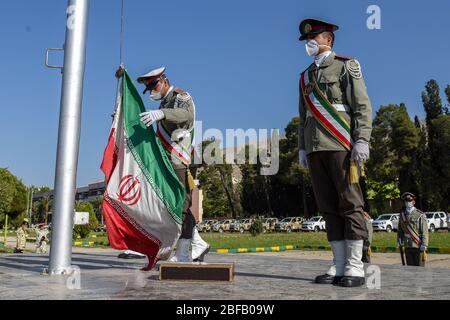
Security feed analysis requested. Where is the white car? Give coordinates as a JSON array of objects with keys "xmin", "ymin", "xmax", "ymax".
[
  {"xmin": 301, "ymin": 216, "xmax": 326, "ymax": 232},
  {"xmin": 425, "ymin": 212, "xmax": 448, "ymax": 232},
  {"xmin": 372, "ymin": 214, "xmax": 399, "ymax": 233}
]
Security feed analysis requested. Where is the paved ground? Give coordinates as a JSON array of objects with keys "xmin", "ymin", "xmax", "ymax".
[{"xmin": 1, "ymin": 247, "xmax": 449, "ymax": 300}]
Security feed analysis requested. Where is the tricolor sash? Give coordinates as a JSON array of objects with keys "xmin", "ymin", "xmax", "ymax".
[
  {"xmin": 300, "ymin": 70, "xmax": 353, "ymax": 151},
  {"xmin": 157, "ymin": 122, "xmax": 195, "ymax": 166},
  {"xmin": 399, "ymin": 211, "xmax": 422, "ymax": 245}
]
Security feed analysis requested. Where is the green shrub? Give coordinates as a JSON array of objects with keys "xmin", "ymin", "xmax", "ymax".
[
  {"xmin": 73, "ymin": 202, "xmax": 98, "ymax": 240},
  {"xmin": 249, "ymin": 219, "xmax": 263, "ymax": 237}
]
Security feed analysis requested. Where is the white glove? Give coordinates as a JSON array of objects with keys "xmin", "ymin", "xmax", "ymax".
[
  {"xmin": 299, "ymin": 150, "xmax": 308, "ymax": 168},
  {"xmin": 172, "ymin": 129, "xmax": 191, "ymax": 142},
  {"xmin": 420, "ymin": 244, "xmax": 427, "ymax": 252},
  {"xmin": 140, "ymin": 110, "xmax": 165, "ymax": 127},
  {"xmin": 351, "ymin": 139, "xmax": 370, "ymax": 162}
]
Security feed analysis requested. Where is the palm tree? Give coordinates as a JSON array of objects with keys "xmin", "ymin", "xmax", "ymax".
[{"xmin": 40, "ymin": 197, "xmax": 51, "ymax": 224}]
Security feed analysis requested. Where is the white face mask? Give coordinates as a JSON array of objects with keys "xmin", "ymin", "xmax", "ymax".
[
  {"xmin": 305, "ymin": 39, "xmax": 332, "ymax": 57},
  {"xmin": 149, "ymin": 80, "xmax": 164, "ymax": 101},
  {"xmin": 305, "ymin": 39, "xmax": 319, "ymax": 56},
  {"xmin": 405, "ymin": 201, "xmax": 414, "ymax": 209},
  {"xmin": 150, "ymin": 90, "xmax": 162, "ymax": 101}
]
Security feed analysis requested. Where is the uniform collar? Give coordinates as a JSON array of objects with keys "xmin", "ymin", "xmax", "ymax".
[
  {"xmin": 161, "ymin": 86, "xmax": 175, "ymax": 105},
  {"xmin": 309, "ymin": 51, "xmax": 335, "ymax": 71}
]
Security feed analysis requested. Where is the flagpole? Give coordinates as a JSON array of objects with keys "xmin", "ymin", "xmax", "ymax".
[{"xmin": 49, "ymin": 0, "xmax": 90, "ymax": 275}]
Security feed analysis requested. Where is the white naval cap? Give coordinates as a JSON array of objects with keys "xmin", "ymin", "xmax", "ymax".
[{"xmin": 137, "ymin": 67, "xmax": 166, "ymax": 84}]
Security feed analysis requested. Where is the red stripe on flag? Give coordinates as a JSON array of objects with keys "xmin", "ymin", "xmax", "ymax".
[
  {"xmin": 102, "ymin": 197, "xmax": 161, "ymax": 270},
  {"xmin": 100, "ymin": 128, "xmax": 118, "ymax": 183}
]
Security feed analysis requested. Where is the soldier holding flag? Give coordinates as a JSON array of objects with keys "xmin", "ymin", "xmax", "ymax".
[{"xmin": 137, "ymin": 67, "xmax": 210, "ymax": 263}]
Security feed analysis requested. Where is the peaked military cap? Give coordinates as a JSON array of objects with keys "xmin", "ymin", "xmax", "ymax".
[
  {"xmin": 299, "ymin": 18, "xmax": 339, "ymax": 41},
  {"xmin": 401, "ymin": 192, "xmax": 416, "ymax": 201},
  {"xmin": 137, "ymin": 67, "xmax": 166, "ymax": 94}
]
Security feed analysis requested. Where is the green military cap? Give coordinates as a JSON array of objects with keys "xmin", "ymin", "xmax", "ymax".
[
  {"xmin": 401, "ymin": 192, "xmax": 416, "ymax": 201},
  {"xmin": 299, "ymin": 18, "xmax": 339, "ymax": 41}
]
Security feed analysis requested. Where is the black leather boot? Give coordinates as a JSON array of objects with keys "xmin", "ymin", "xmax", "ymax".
[
  {"xmin": 315, "ymin": 274, "xmax": 343, "ymax": 284},
  {"xmin": 336, "ymin": 276, "xmax": 365, "ymax": 287}
]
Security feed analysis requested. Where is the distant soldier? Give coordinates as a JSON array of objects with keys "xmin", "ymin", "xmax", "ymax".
[
  {"xmin": 397, "ymin": 192, "xmax": 429, "ymax": 267},
  {"xmin": 34, "ymin": 224, "xmax": 50, "ymax": 254},
  {"xmin": 15, "ymin": 219, "xmax": 29, "ymax": 254}
]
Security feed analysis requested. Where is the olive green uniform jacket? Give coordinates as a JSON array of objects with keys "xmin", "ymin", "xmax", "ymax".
[
  {"xmin": 159, "ymin": 87, "xmax": 195, "ymax": 170},
  {"xmin": 298, "ymin": 52, "xmax": 372, "ymax": 154},
  {"xmin": 398, "ymin": 208, "xmax": 429, "ymax": 249}
]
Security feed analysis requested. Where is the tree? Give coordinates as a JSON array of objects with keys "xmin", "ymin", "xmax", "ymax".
[
  {"xmin": 444, "ymin": 85, "xmax": 450, "ymax": 114},
  {"xmin": 429, "ymin": 115, "xmax": 450, "ymax": 210},
  {"xmin": 0, "ymin": 168, "xmax": 28, "ymax": 226},
  {"xmin": 419, "ymin": 80, "xmax": 449, "ymax": 210},
  {"xmin": 89, "ymin": 197, "xmax": 104, "ymax": 225},
  {"xmin": 239, "ymin": 117, "xmax": 316, "ymax": 218},
  {"xmin": 422, "ymin": 80, "xmax": 444, "ymax": 127},
  {"xmin": 367, "ymin": 104, "xmax": 419, "ymax": 213},
  {"xmin": 198, "ymin": 139, "xmax": 239, "ymax": 218},
  {"xmin": 73, "ymin": 201, "xmax": 98, "ymax": 239},
  {"xmin": 40, "ymin": 197, "xmax": 52, "ymax": 224}
]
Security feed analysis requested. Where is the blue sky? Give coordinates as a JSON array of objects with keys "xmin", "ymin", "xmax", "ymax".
[{"xmin": 0, "ymin": 0, "xmax": 449, "ymax": 188}]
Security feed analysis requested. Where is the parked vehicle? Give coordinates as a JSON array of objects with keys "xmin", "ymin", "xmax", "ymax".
[
  {"xmin": 213, "ymin": 219, "xmax": 235, "ymax": 233},
  {"xmin": 262, "ymin": 218, "xmax": 279, "ymax": 233},
  {"xmin": 425, "ymin": 212, "xmax": 448, "ymax": 232},
  {"xmin": 230, "ymin": 219, "xmax": 255, "ymax": 233},
  {"xmin": 275, "ymin": 217, "xmax": 303, "ymax": 233},
  {"xmin": 197, "ymin": 220, "xmax": 216, "ymax": 233},
  {"xmin": 372, "ymin": 213, "xmax": 399, "ymax": 232},
  {"xmin": 301, "ymin": 216, "xmax": 326, "ymax": 232},
  {"xmin": 230, "ymin": 219, "xmax": 245, "ymax": 232}
]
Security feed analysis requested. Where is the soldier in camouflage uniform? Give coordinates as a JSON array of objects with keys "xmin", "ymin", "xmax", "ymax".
[
  {"xmin": 137, "ymin": 67, "xmax": 210, "ymax": 263},
  {"xmin": 397, "ymin": 192, "xmax": 429, "ymax": 267},
  {"xmin": 15, "ymin": 219, "xmax": 29, "ymax": 253},
  {"xmin": 34, "ymin": 224, "xmax": 50, "ymax": 254},
  {"xmin": 297, "ymin": 19, "xmax": 372, "ymax": 287}
]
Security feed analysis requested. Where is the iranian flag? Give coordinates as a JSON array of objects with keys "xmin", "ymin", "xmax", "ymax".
[{"xmin": 100, "ymin": 70, "xmax": 184, "ymax": 270}]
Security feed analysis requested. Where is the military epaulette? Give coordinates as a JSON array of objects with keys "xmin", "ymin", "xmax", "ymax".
[
  {"xmin": 345, "ymin": 59, "xmax": 362, "ymax": 79},
  {"xmin": 174, "ymin": 88, "xmax": 192, "ymax": 106},
  {"xmin": 335, "ymin": 54, "xmax": 353, "ymax": 61},
  {"xmin": 174, "ymin": 87, "xmax": 185, "ymax": 95}
]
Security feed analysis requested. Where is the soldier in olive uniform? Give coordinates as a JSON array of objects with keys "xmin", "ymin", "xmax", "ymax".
[
  {"xmin": 297, "ymin": 19, "xmax": 372, "ymax": 287},
  {"xmin": 15, "ymin": 219, "xmax": 29, "ymax": 253},
  {"xmin": 137, "ymin": 67, "xmax": 210, "ymax": 263},
  {"xmin": 397, "ymin": 192, "xmax": 429, "ymax": 267}
]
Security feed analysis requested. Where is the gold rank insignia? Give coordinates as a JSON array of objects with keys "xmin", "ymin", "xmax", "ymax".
[
  {"xmin": 304, "ymin": 82, "xmax": 315, "ymax": 95},
  {"xmin": 304, "ymin": 23, "xmax": 312, "ymax": 34}
]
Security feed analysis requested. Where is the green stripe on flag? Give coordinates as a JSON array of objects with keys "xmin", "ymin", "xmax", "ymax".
[{"xmin": 122, "ymin": 72, "xmax": 184, "ymax": 224}]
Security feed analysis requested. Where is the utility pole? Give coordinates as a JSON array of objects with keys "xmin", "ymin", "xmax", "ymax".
[{"xmin": 48, "ymin": 0, "xmax": 90, "ymax": 275}]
